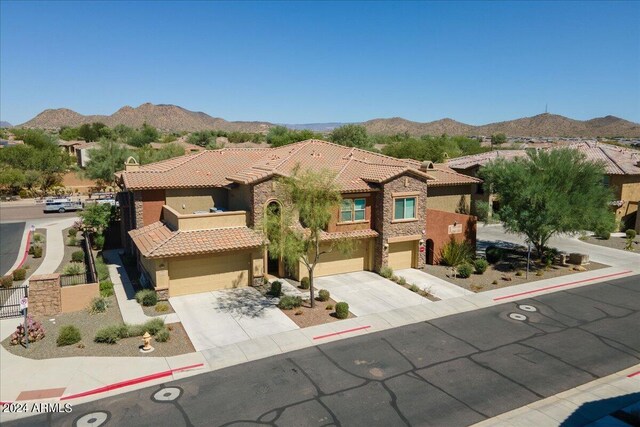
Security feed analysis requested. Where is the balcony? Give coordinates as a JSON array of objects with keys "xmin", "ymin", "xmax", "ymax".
[{"xmin": 163, "ymin": 205, "xmax": 248, "ymax": 231}]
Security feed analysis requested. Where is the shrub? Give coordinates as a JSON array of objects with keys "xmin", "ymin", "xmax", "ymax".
[
  {"xmin": 269, "ymin": 281, "xmax": 282, "ymax": 297},
  {"xmin": 155, "ymin": 302, "xmax": 170, "ymax": 312},
  {"xmin": 23, "ymin": 263, "xmax": 30, "ymax": 270},
  {"xmin": 57, "ymin": 325, "xmax": 81, "ymax": 347},
  {"xmin": 536, "ymin": 270, "xmax": 544, "ymax": 276},
  {"xmin": 485, "ymin": 246, "xmax": 503, "ymax": 264},
  {"xmin": 515, "ymin": 270, "xmax": 523, "ymax": 277},
  {"xmin": 317, "ymin": 289, "xmax": 330, "ymax": 302},
  {"xmin": 71, "ymin": 250, "xmax": 85, "ymax": 263},
  {"xmin": 99, "ymin": 280, "xmax": 114, "ymax": 297},
  {"xmin": 1, "ymin": 275, "xmax": 13, "ymax": 288},
  {"xmin": 68, "ymin": 228, "xmax": 78, "ymax": 237},
  {"xmin": 439, "ymin": 238, "xmax": 473, "ymax": 267},
  {"xmin": 33, "ymin": 233, "xmax": 44, "ymax": 243},
  {"xmin": 135, "ymin": 289, "xmax": 158, "ymax": 307},
  {"xmin": 89, "ymin": 297, "xmax": 108, "ymax": 314},
  {"xmin": 12, "ymin": 268, "xmax": 26, "ymax": 281},
  {"xmin": 143, "ymin": 318, "xmax": 165, "ymax": 335},
  {"xmin": 492, "ymin": 279, "xmax": 498, "ymax": 285},
  {"xmin": 626, "ymin": 229, "xmax": 637, "ymax": 240},
  {"xmin": 66, "ymin": 236, "xmax": 77, "ymax": 246},
  {"xmin": 32, "ymin": 245, "xmax": 43, "ymax": 258},
  {"xmin": 456, "ymin": 263, "xmax": 473, "ymax": 279},
  {"xmin": 379, "ymin": 266, "xmax": 393, "ymax": 279},
  {"xmin": 94, "ymin": 324, "xmax": 127, "ymax": 344},
  {"xmin": 277, "ymin": 295, "xmax": 302, "ymax": 310},
  {"xmin": 335, "ymin": 302, "xmax": 349, "ymax": 319},
  {"xmin": 473, "ymin": 258, "xmax": 489, "ymax": 274},
  {"xmin": 10, "ymin": 315, "xmax": 45, "ymax": 345},
  {"xmin": 300, "ymin": 277, "xmax": 310, "ymax": 289},
  {"xmin": 595, "ymin": 229, "xmax": 610, "ymax": 240},
  {"xmin": 94, "ymin": 235, "xmax": 105, "ymax": 250},
  {"xmin": 396, "ymin": 276, "xmax": 407, "ymax": 286},
  {"xmin": 63, "ymin": 263, "xmax": 84, "ymax": 275},
  {"xmin": 28, "ymin": 245, "xmax": 34, "ymax": 255},
  {"xmin": 326, "ymin": 304, "xmax": 333, "ymax": 310},
  {"xmin": 155, "ymin": 328, "xmax": 170, "ymax": 342},
  {"xmin": 95, "ymin": 256, "xmax": 109, "ymax": 281},
  {"xmin": 409, "ymin": 284, "xmax": 420, "ymax": 293}
]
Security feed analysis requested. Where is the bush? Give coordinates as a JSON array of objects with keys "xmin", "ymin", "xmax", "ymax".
[
  {"xmin": 99, "ymin": 280, "xmax": 114, "ymax": 297},
  {"xmin": 485, "ymin": 246, "xmax": 503, "ymax": 264},
  {"xmin": 89, "ymin": 297, "xmax": 108, "ymax": 314},
  {"xmin": 379, "ymin": 266, "xmax": 393, "ymax": 279},
  {"xmin": 409, "ymin": 284, "xmax": 420, "ymax": 293},
  {"xmin": 626, "ymin": 229, "xmax": 637, "ymax": 239},
  {"xmin": 335, "ymin": 302, "xmax": 349, "ymax": 319},
  {"xmin": 155, "ymin": 328, "xmax": 170, "ymax": 342},
  {"xmin": 94, "ymin": 324, "xmax": 127, "ymax": 344},
  {"xmin": 135, "ymin": 289, "xmax": 158, "ymax": 307},
  {"xmin": 473, "ymin": 258, "xmax": 489, "ymax": 274},
  {"xmin": 269, "ymin": 281, "xmax": 282, "ymax": 297},
  {"xmin": 23, "ymin": 263, "xmax": 30, "ymax": 270},
  {"xmin": 71, "ymin": 250, "xmax": 85, "ymax": 263},
  {"xmin": 317, "ymin": 289, "xmax": 330, "ymax": 302},
  {"xmin": 277, "ymin": 295, "xmax": 302, "ymax": 310},
  {"xmin": 155, "ymin": 302, "xmax": 170, "ymax": 312},
  {"xmin": 12, "ymin": 268, "xmax": 26, "ymax": 281},
  {"xmin": 300, "ymin": 277, "xmax": 310, "ymax": 289},
  {"xmin": 595, "ymin": 229, "xmax": 611, "ymax": 240},
  {"xmin": 33, "ymin": 233, "xmax": 44, "ymax": 243},
  {"xmin": 68, "ymin": 228, "xmax": 78, "ymax": 237},
  {"xmin": 10, "ymin": 315, "xmax": 45, "ymax": 345},
  {"xmin": 32, "ymin": 245, "xmax": 43, "ymax": 258},
  {"xmin": 326, "ymin": 304, "xmax": 333, "ymax": 310},
  {"xmin": 63, "ymin": 263, "xmax": 84, "ymax": 275},
  {"xmin": 57, "ymin": 325, "xmax": 81, "ymax": 347},
  {"xmin": 66, "ymin": 236, "xmax": 77, "ymax": 246},
  {"xmin": 94, "ymin": 235, "xmax": 105, "ymax": 250},
  {"xmin": 439, "ymin": 238, "xmax": 473, "ymax": 267},
  {"xmin": 142, "ymin": 318, "xmax": 165, "ymax": 335},
  {"xmin": 1, "ymin": 275, "xmax": 13, "ymax": 288},
  {"xmin": 456, "ymin": 263, "xmax": 474, "ymax": 279},
  {"xmin": 95, "ymin": 256, "xmax": 109, "ymax": 281}
]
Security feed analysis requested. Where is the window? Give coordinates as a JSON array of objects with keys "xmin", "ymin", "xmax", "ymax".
[
  {"xmin": 394, "ymin": 197, "xmax": 416, "ymax": 220},
  {"xmin": 340, "ymin": 198, "xmax": 366, "ymax": 222}
]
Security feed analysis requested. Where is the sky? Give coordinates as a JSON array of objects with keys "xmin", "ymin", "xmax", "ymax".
[{"xmin": 1, "ymin": 1, "xmax": 639, "ymax": 125}]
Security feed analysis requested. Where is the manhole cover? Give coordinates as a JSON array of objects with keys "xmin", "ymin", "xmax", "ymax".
[
  {"xmin": 508, "ymin": 313, "xmax": 528, "ymax": 321},
  {"xmin": 75, "ymin": 411, "xmax": 109, "ymax": 427},
  {"xmin": 152, "ymin": 387, "xmax": 182, "ymax": 402},
  {"xmin": 518, "ymin": 304, "xmax": 537, "ymax": 312}
]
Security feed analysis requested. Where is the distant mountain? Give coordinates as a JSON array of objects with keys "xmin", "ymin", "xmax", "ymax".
[
  {"xmin": 19, "ymin": 103, "xmax": 272, "ymax": 133},
  {"xmin": 18, "ymin": 104, "xmax": 640, "ymax": 137},
  {"xmin": 0, "ymin": 121, "xmax": 12, "ymax": 128}
]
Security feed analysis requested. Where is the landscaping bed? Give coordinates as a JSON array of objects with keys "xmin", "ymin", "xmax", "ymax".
[
  {"xmin": 281, "ymin": 297, "xmax": 355, "ymax": 328},
  {"xmin": 3, "ymin": 229, "xmax": 48, "ymax": 292},
  {"xmin": 55, "ymin": 227, "xmax": 84, "ymax": 274},
  {"xmin": 141, "ymin": 300, "xmax": 175, "ymax": 316},
  {"xmin": 579, "ymin": 234, "xmax": 640, "ymax": 252},
  {"xmin": 2, "ymin": 295, "xmax": 195, "ymax": 359}
]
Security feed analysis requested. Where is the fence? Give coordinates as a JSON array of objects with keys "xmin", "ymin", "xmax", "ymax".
[
  {"xmin": 0, "ymin": 285, "xmax": 28, "ymax": 319},
  {"xmin": 60, "ymin": 272, "xmax": 91, "ymax": 287},
  {"xmin": 60, "ymin": 232, "xmax": 97, "ymax": 287}
]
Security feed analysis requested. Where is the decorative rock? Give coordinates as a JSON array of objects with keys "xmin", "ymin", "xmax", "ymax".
[
  {"xmin": 569, "ymin": 253, "xmax": 589, "ymax": 265},
  {"xmin": 573, "ymin": 265, "xmax": 587, "ymax": 272}
]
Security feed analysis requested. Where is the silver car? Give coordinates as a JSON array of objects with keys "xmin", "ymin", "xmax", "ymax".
[{"xmin": 42, "ymin": 198, "xmax": 83, "ymax": 213}]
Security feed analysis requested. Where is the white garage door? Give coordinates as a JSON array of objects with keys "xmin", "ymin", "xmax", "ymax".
[
  {"xmin": 388, "ymin": 241, "xmax": 415, "ymax": 270},
  {"xmin": 169, "ymin": 251, "xmax": 251, "ymax": 296},
  {"xmin": 313, "ymin": 239, "xmax": 369, "ymax": 278}
]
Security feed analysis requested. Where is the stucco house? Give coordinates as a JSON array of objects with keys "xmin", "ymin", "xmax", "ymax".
[
  {"xmin": 116, "ymin": 140, "xmax": 479, "ymax": 298},
  {"xmin": 448, "ymin": 142, "xmax": 640, "ymax": 231}
]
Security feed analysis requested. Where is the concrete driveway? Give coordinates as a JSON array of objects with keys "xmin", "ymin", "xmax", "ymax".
[
  {"xmin": 395, "ymin": 268, "xmax": 473, "ymax": 299},
  {"xmin": 313, "ymin": 271, "xmax": 428, "ymax": 316},
  {"xmin": 170, "ymin": 288, "xmax": 298, "ymax": 352}
]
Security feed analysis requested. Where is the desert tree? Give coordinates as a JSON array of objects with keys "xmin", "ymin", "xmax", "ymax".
[{"xmin": 84, "ymin": 138, "xmax": 133, "ymax": 185}]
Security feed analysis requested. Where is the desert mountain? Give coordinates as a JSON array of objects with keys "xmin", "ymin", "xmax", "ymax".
[
  {"xmin": 0, "ymin": 121, "xmax": 12, "ymax": 128},
  {"xmin": 362, "ymin": 117, "xmax": 476, "ymax": 137},
  {"xmin": 20, "ymin": 103, "xmax": 272, "ymax": 133}
]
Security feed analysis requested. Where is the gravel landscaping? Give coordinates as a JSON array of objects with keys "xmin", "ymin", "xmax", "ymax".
[
  {"xmin": 141, "ymin": 301, "xmax": 175, "ymax": 316},
  {"xmin": 2, "ymin": 295, "xmax": 194, "ymax": 359},
  {"xmin": 12, "ymin": 228, "xmax": 47, "ymax": 285},
  {"xmin": 579, "ymin": 234, "xmax": 640, "ymax": 252},
  {"xmin": 55, "ymin": 227, "xmax": 84, "ymax": 274},
  {"xmin": 281, "ymin": 297, "xmax": 355, "ymax": 328}
]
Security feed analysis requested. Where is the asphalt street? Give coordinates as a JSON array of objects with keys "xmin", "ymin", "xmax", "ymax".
[
  {"xmin": 0, "ymin": 204, "xmax": 77, "ymax": 221},
  {"xmin": 0, "ymin": 222, "xmax": 25, "ymax": 276},
  {"xmin": 7, "ymin": 275, "xmax": 640, "ymax": 427}
]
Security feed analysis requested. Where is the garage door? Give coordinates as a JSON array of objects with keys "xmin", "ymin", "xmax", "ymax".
[
  {"xmin": 169, "ymin": 251, "xmax": 251, "ymax": 296},
  {"xmin": 313, "ymin": 239, "xmax": 369, "ymax": 278},
  {"xmin": 388, "ymin": 241, "xmax": 415, "ymax": 270}
]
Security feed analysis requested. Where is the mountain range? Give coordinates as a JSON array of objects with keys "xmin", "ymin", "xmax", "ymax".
[{"xmin": 16, "ymin": 103, "xmax": 640, "ymax": 137}]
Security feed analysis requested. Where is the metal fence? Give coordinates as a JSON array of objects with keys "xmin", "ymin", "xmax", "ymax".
[
  {"xmin": 0, "ymin": 285, "xmax": 28, "ymax": 319},
  {"xmin": 60, "ymin": 233, "xmax": 97, "ymax": 287},
  {"xmin": 60, "ymin": 272, "xmax": 91, "ymax": 287}
]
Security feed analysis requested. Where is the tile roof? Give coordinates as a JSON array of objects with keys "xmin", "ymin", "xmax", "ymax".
[
  {"xmin": 400, "ymin": 159, "xmax": 481, "ymax": 186},
  {"xmin": 319, "ymin": 228, "xmax": 379, "ymax": 241},
  {"xmin": 129, "ymin": 222, "xmax": 264, "ymax": 258},
  {"xmin": 446, "ymin": 150, "xmax": 528, "ymax": 169},
  {"xmin": 119, "ymin": 139, "xmax": 476, "ymax": 191}
]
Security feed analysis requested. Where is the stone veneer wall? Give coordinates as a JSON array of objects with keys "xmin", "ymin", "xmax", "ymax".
[
  {"xmin": 29, "ymin": 273, "xmax": 62, "ymax": 317},
  {"xmin": 251, "ymin": 179, "xmax": 279, "ymax": 228},
  {"xmin": 374, "ymin": 175, "xmax": 428, "ymax": 271},
  {"xmin": 134, "ymin": 190, "xmax": 144, "ymax": 229}
]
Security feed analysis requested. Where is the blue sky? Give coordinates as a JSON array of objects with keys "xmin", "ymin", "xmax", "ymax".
[{"xmin": 1, "ymin": 1, "xmax": 639, "ymax": 125}]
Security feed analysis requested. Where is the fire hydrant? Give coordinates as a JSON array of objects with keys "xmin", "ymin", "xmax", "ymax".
[{"xmin": 141, "ymin": 331, "xmax": 154, "ymax": 353}]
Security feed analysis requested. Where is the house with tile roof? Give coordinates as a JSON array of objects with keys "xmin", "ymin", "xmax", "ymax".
[
  {"xmin": 116, "ymin": 140, "xmax": 480, "ymax": 298},
  {"xmin": 447, "ymin": 142, "xmax": 640, "ymax": 231}
]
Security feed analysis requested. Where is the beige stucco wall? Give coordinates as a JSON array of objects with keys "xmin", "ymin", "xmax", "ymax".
[
  {"xmin": 163, "ymin": 205, "xmax": 248, "ymax": 230},
  {"xmin": 610, "ymin": 175, "xmax": 640, "ymax": 229},
  {"xmin": 165, "ymin": 188, "xmax": 229, "ymax": 214},
  {"xmin": 139, "ymin": 254, "xmax": 157, "ymax": 285},
  {"xmin": 427, "ymin": 185, "xmax": 472, "ymax": 214},
  {"xmin": 229, "ymin": 184, "xmax": 252, "ymax": 212},
  {"xmin": 61, "ymin": 283, "xmax": 99, "ymax": 313}
]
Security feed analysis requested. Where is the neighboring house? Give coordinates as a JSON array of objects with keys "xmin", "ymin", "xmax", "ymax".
[
  {"xmin": 57, "ymin": 139, "xmax": 84, "ymax": 156},
  {"xmin": 447, "ymin": 142, "xmax": 640, "ymax": 231},
  {"xmin": 75, "ymin": 142, "xmax": 100, "ymax": 168},
  {"xmin": 0, "ymin": 139, "xmax": 24, "ymax": 149},
  {"xmin": 116, "ymin": 140, "xmax": 480, "ymax": 298}
]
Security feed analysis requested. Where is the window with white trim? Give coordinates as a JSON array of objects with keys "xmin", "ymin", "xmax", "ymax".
[
  {"xmin": 394, "ymin": 197, "xmax": 416, "ymax": 220},
  {"xmin": 340, "ymin": 198, "xmax": 366, "ymax": 222}
]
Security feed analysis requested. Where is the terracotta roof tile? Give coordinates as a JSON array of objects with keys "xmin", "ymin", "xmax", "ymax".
[{"xmin": 319, "ymin": 228, "xmax": 379, "ymax": 241}]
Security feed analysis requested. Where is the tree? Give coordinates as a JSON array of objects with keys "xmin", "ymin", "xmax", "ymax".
[
  {"xmin": 127, "ymin": 123, "xmax": 160, "ymax": 147},
  {"xmin": 264, "ymin": 167, "xmax": 352, "ymax": 307},
  {"xmin": 266, "ymin": 126, "xmax": 322, "ymax": 148},
  {"xmin": 137, "ymin": 143, "xmax": 185, "ymax": 165},
  {"xmin": 479, "ymin": 148, "xmax": 616, "ymax": 257},
  {"xmin": 84, "ymin": 139, "xmax": 133, "ymax": 185},
  {"xmin": 0, "ymin": 168, "xmax": 26, "ymax": 193},
  {"xmin": 79, "ymin": 203, "xmax": 114, "ymax": 235},
  {"xmin": 330, "ymin": 124, "xmax": 371, "ymax": 149},
  {"xmin": 491, "ymin": 133, "xmax": 507, "ymax": 145}
]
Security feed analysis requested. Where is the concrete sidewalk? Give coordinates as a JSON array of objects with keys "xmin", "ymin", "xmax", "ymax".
[{"xmin": 395, "ymin": 268, "xmax": 474, "ymax": 299}]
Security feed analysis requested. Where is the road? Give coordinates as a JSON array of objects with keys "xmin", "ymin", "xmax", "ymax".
[
  {"xmin": 7, "ymin": 275, "xmax": 640, "ymax": 426},
  {"xmin": 0, "ymin": 222, "xmax": 25, "ymax": 276},
  {"xmin": 0, "ymin": 204, "xmax": 78, "ymax": 222}
]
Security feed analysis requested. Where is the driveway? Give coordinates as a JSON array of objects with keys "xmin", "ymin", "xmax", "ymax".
[
  {"xmin": 170, "ymin": 288, "xmax": 298, "ymax": 352},
  {"xmin": 313, "ymin": 271, "xmax": 428, "ymax": 316}
]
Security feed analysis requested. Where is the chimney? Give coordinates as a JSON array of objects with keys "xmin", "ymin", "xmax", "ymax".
[
  {"xmin": 124, "ymin": 156, "xmax": 139, "ymax": 172},
  {"xmin": 420, "ymin": 161, "xmax": 435, "ymax": 171}
]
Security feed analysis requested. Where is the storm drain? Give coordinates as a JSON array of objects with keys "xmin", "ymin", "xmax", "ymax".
[{"xmin": 508, "ymin": 313, "xmax": 528, "ymax": 321}]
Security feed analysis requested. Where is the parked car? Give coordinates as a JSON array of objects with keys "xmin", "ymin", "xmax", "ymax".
[{"xmin": 43, "ymin": 198, "xmax": 84, "ymax": 213}]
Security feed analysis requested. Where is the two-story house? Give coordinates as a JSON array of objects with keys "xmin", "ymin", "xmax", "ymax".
[{"xmin": 116, "ymin": 140, "xmax": 479, "ymax": 298}]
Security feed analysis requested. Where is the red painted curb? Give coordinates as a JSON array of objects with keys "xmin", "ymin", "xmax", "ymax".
[
  {"xmin": 60, "ymin": 363, "xmax": 204, "ymax": 401},
  {"xmin": 313, "ymin": 325, "xmax": 371, "ymax": 340},
  {"xmin": 493, "ymin": 270, "xmax": 633, "ymax": 302},
  {"xmin": 14, "ymin": 230, "xmax": 32, "ymax": 272},
  {"xmin": 628, "ymin": 371, "xmax": 640, "ymax": 378}
]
